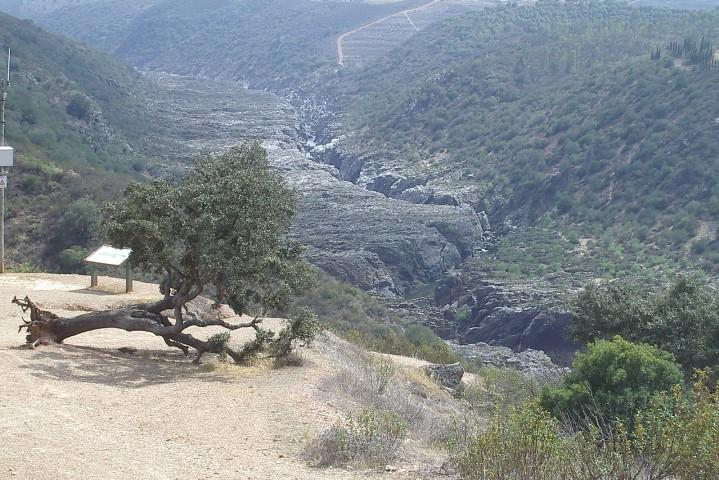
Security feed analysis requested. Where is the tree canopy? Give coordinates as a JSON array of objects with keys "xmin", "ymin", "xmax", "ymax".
[
  {"xmin": 570, "ymin": 275, "xmax": 719, "ymax": 374},
  {"xmin": 17, "ymin": 143, "xmax": 320, "ymax": 363},
  {"xmin": 541, "ymin": 336, "xmax": 683, "ymax": 426}
]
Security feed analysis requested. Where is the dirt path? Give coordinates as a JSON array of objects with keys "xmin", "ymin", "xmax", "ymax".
[
  {"xmin": 336, "ymin": 0, "xmax": 441, "ymax": 66},
  {"xmin": 0, "ymin": 274, "xmax": 427, "ymax": 480}
]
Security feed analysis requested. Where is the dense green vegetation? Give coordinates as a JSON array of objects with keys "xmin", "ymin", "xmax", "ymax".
[
  {"xmin": 0, "ymin": 12, "xmax": 160, "ymax": 271},
  {"xmin": 570, "ymin": 275, "xmax": 719, "ymax": 375},
  {"xmin": 452, "ymin": 376, "xmax": 719, "ymax": 479},
  {"xmin": 541, "ymin": 336, "xmax": 683, "ymax": 426},
  {"xmin": 35, "ymin": 0, "xmax": 428, "ymax": 89},
  {"xmin": 337, "ymin": 0, "xmax": 719, "ymax": 270}
]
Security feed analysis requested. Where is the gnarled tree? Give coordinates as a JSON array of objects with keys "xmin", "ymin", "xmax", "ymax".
[{"xmin": 15, "ymin": 143, "xmax": 319, "ymax": 363}]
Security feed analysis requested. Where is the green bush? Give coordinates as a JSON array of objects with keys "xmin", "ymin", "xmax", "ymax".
[
  {"xmin": 540, "ymin": 336, "xmax": 683, "ymax": 426},
  {"xmin": 452, "ymin": 401, "xmax": 572, "ymax": 480},
  {"xmin": 571, "ymin": 275, "xmax": 719, "ymax": 374},
  {"xmin": 66, "ymin": 93, "xmax": 92, "ymax": 120},
  {"xmin": 449, "ymin": 374, "xmax": 719, "ymax": 480},
  {"xmin": 56, "ymin": 246, "xmax": 89, "ymax": 273},
  {"xmin": 455, "ymin": 305, "xmax": 472, "ymax": 324}
]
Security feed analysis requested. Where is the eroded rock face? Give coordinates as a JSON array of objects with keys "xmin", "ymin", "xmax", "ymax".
[
  {"xmin": 149, "ymin": 74, "xmax": 485, "ymax": 295},
  {"xmin": 431, "ymin": 279, "xmax": 578, "ymax": 365},
  {"xmin": 450, "ymin": 342, "xmax": 568, "ymax": 384},
  {"xmin": 268, "ymin": 147, "xmax": 484, "ymax": 294}
]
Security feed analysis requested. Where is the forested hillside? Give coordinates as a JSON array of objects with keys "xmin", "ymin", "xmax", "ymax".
[
  {"xmin": 334, "ymin": 1, "xmax": 719, "ymax": 272},
  {"xmin": 31, "ymin": 0, "xmax": 428, "ymax": 89},
  {"xmin": 0, "ymin": 12, "xmax": 158, "ymax": 271}
]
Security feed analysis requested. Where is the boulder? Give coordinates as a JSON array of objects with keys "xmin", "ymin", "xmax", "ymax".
[{"xmin": 424, "ymin": 362, "xmax": 465, "ymax": 392}]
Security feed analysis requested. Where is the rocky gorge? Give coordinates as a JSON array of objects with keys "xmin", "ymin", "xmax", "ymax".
[{"xmin": 142, "ymin": 73, "xmax": 573, "ymax": 366}]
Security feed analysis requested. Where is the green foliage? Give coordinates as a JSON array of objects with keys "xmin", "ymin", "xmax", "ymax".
[
  {"xmin": 463, "ymin": 366, "xmax": 539, "ymax": 413},
  {"xmin": 450, "ymin": 374, "xmax": 719, "ymax": 479},
  {"xmin": 541, "ymin": 336, "xmax": 683, "ymax": 425},
  {"xmin": 66, "ymin": 93, "xmax": 92, "ymax": 120},
  {"xmin": 291, "ymin": 269, "xmax": 395, "ymax": 336},
  {"xmin": 268, "ymin": 308, "xmax": 324, "ymax": 358},
  {"xmin": 54, "ymin": 198, "xmax": 101, "ymax": 250},
  {"xmin": 307, "ymin": 407, "xmax": 408, "ymax": 467},
  {"xmin": 631, "ymin": 371, "xmax": 719, "ymax": 478},
  {"xmin": 454, "ymin": 305, "xmax": 471, "ymax": 324},
  {"xmin": 106, "ymin": 143, "xmax": 310, "ymax": 316},
  {"xmin": 0, "ymin": 11, "xmax": 158, "ymax": 270},
  {"xmin": 453, "ymin": 401, "xmax": 572, "ymax": 480},
  {"xmin": 336, "ymin": 0, "xmax": 719, "ymax": 269},
  {"xmin": 571, "ymin": 275, "xmax": 719, "ymax": 373},
  {"xmin": 45, "ymin": 0, "xmax": 431, "ymax": 89},
  {"xmin": 56, "ymin": 246, "xmax": 89, "ymax": 273}
]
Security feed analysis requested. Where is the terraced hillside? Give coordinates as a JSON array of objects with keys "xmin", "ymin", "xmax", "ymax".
[
  {"xmin": 338, "ymin": 0, "xmax": 496, "ymax": 68},
  {"xmin": 21, "ymin": 0, "xmax": 428, "ymax": 89}
]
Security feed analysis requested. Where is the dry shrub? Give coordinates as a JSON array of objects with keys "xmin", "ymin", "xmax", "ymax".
[
  {"xmin": 272, "ymin": 351, "xmax": 306, "ymax": 368},
  {"xmin": 305, "ymin": 407, "xmax": 408, "ymax": 467},
  {"xmin": 320, "ymin": 341, "xmax": 463, "ymax": 446},
  {"xmin": 463, "ymin": 366, "xmax": 539, "ymax": 414}
]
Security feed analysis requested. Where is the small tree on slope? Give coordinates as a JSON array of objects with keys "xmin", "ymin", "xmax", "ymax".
[{"xmin": 14, "ymin": 143, "xmax": 319, "ymax": 363}]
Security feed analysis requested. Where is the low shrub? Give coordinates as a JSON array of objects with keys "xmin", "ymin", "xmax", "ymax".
[
  {"xmin": 306, "ymin": 408, "xmax": 408, "ymax": 467},
  {"xmin": 452, "ymin": 401, "xmax": 573, "ymax": 480},
  {"xmin": 448, "ymin": 374, "xmax": 719, "ymax": 480},
  {"xmin": 463, "ymin": 366, "xmax": 539, "ymax": 413}
]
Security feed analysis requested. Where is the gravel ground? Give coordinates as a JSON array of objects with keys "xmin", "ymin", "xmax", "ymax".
[{"xmin": 0, "ymin": 274, "xmax": 428, "ymax": 480}]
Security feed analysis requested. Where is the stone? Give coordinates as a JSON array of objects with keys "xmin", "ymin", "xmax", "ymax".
[{"xmin": 424, "ymin": 362, "xmax": 464, "ymax": 391}]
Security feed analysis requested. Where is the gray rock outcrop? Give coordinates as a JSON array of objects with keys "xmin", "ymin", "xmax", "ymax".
[
  {"xmin": 150, "ymin": 74, "xmax": 485, "ymax": 296},
  {"xmin": 424, "ymin": 362, "xmax": 465, "ymax": 393},
  {"xmin": 450, "ymin": 342, "xmax": 568, "ymax": 384},
  {"xmin": 431, "ymin": 278, "xmax": 578, "ymax": 365}
]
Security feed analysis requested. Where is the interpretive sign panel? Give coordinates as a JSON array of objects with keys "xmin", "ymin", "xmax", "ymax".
[
  {"xmin": 84, "ymin": 245, "xmax": 132, "ymax": 266},
  {"xmin": 84, "ymin": 245, "xmax": 134, "ymax": 292}
]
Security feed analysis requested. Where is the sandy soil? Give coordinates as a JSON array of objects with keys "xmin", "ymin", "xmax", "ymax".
[{"xmin": 0, "ymin": 274, "xmax": 429, "ymax": 480}]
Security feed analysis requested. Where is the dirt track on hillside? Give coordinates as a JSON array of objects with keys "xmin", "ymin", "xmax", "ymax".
[
  {"xmin": 0, "ymin": 274, "xmax": 433, "ymax": 480},
  {"xmin": 336, "ymin": 0, "xmax": 441, "ymax": 65}
]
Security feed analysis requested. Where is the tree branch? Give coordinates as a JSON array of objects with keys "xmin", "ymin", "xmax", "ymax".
[{"xmin": 181, "ymin": 316, "xmax": 263, "ymax": 332}]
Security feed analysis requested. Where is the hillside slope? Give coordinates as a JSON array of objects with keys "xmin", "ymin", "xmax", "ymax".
[
  {"xmin": 329, "ymin": 1, "xmax": 719, "ymax": 273},
  {"xmin": 0, "ymin": 12, "xmax": 159, "ymax": 270},
  {"xmin": 28, "ymin": 0, "xmax": 430, "ymax": 89},
  {"xmin": 0, "ymin": 273, "xmax": 459, "ymax": 479}
]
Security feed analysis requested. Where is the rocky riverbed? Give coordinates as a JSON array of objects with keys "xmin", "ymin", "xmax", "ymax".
[
  {"xmin": 147, "ymin": 74, "xmax": 485, "ymax": 295},
  {"xmin": 142, "ymin": 73, "xmax": 572, "ymax": 368}
]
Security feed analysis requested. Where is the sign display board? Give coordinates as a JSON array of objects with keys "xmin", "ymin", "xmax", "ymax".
[
  {"xmin": 0, "ymin": 146, "xmax": 13, "ymax": 167},
  {"xmin": 84, "ymin": 245, "xmax": 132, "ymax": 266},
  {"xmin": 0, "ymin": 176, "xmax": 6, "ymax": 189}
]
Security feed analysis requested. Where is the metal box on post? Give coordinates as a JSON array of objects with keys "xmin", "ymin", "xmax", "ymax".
[{"xmin": 0, "ymin": 146, "xmax": 13, "ymax": 167}]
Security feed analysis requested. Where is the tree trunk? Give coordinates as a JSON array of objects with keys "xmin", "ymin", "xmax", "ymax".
[
  {"xmin": 12, "ymin": 296, "xmax": 267, "ymax": 363},
  {"xmin": 14, "ymin": 296, "xmax": 173, "ymax": 345}
]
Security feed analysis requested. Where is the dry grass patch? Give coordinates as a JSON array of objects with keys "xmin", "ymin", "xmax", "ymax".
[{"xmin": 307, "ymin": 336, "xmax": 464, "ymax": 468}]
